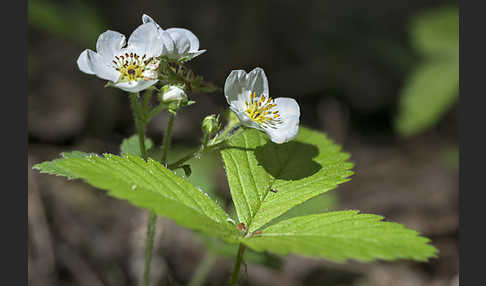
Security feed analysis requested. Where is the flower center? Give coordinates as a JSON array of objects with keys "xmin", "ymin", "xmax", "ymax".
[
  {"xmin": 112, "ymin": 52, "xmax": 158, "ymax": 82},
  {"xmin": 245, "ymin": 92, "xmax": 281, "ymax": 126}
]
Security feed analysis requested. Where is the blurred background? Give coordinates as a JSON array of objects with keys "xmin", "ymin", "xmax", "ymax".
[{"xmin": 28, "ymin": 0, "xmax": 459, "ymax": 285}]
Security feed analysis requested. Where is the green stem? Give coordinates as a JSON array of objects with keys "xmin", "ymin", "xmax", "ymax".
[
  {"xmin": 167, "ymin": 119, "xmax": 240, "ymax": 170},
  {"xmin": 130, "ymin": 93, "xmax": 176, "ymax": 286},
  {"xmin": 142, "ymin": 211, "xmax": 157, "ymax": 286},
  {"xmin": 230, "ymin": 243, "xmax": 247, "ymax": 286},
  {"xmin": 167, "ymin": 141, "xmax": 224, "ymax": 170},
  {"xmin": 187, "ymin": 253, "xmax": 218, "ymax": 286},
  {"xmin": 161, "ymin": 112, "xmax": 176, "ymax": 164},
  {"xmin": 142, "ymin": 110, "xmax": 176, "ymax": 285},
  {"xmin": 143, "ymin": 87, "xmax": 154, "ymax": 113},
  {"xmin": 130, "ymin": 93, "xmax": 147, "ymax": 160},
  {"xmin": 130, "ymin": 94, "xmax": 155, "ymax": 286},
  {"xmin": 147, "ymin": 103, "xmax": 167, "ymax": 121}
]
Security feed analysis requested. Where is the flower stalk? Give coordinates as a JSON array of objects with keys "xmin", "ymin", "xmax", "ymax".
[
  {"xmin": 142, "ymin": 110, "xmax": 176, "ymax": 286},
  {"xmin": 161, "ymin": 112, "xmax": 176, "ymax": 164},
  {"xmin": 143, "ymin": 211, "xmax": 157, "ymax": 286},
  {"xmin": 230, "ymin": 243, "xmax": 247, "ymax": 286},
  {"xmin": 130, "ymin": 92, "xmax": 177, "ymax": 286},
  {"xmin": 130, "ymin": 93, "xmax": 148, "ymax": 160},
  {"xmin": 130, "ymin": 93, "xmax": 156, "ymax": 286}
]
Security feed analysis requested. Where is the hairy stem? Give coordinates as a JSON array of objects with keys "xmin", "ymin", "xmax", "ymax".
[
  {"xmin": 147, "ymin": 103, "xmax": 167, "ymax": 121},
  {"xmin": 143, "ymin": 112, "xmax": 176, "ymax": 286},
  {"xmin": 142, "ymin": 211, "xmax": 157, "ymax": 286},
  {"xmin": 230, "ymin": 243, "xmax": 247, "ymax": 286},
  {"xmin": 167, "ymin": 141, "xmax": 224, "ymax": 170},
  {"xmin": 209, "ymin": 117, "xmax": 241, "ymax": 146},
  {"xmin": 161, "ymin": 112, "xmax": 176, "ymax": 164},
  {"xmin": 130, "ymin": 93, "xmax": 176, "ymax": 286},
  {"xmin": 142, "ymin": 111, "xmax": 176, "ymax": 285},
  {"xmin": 130, "ymin": 93, "xmax": 147, "ymax": 160},
  {"xmin": 167, "ymin": 118, "xmax": 241, "ymax": 170},
  {"xmin": 130, "ymin": 93, "xmax": 154, "ymax": 286}
]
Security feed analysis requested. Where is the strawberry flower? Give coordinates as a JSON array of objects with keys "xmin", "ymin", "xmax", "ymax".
[
  {"xmin": 77, "ymin": 22, "xmax": 163, "ymax": 93},
  {"xmin": 224, "ymin": 67, "xmax": 300, "ymax": 144},
  {"xmin": 142, "ymin": 14, "xmax": 206, "ymax": 62}
]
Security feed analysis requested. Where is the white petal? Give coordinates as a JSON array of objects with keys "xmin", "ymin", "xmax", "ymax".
[
  {"xmin": 187, "ymin": 49, "xmax": 206, "ymax": 59},
  {"xmin": 166, "ymin": 28, "xmax": 200, "ymax": 52},
  {"xmin": 114, "ymin": 79, "xmax": 158, "ymax": 93},
  {"xmin": 246, "ymin": 67, "xmax": 269, "ymax": 98},
  {"xmin": 166, "ymin": 28, "xmax": 191, "ymax": 55},
  {"xmin": 224, "ymin": 70, "xmax": 251, "ymax": 109},
  {"xmin": 274, "ymin": 97, "xmax": 300, "ymax": 119},
  {"xmin": 263, "ymin": 97, "xmax": 300, "ymax": 144},
  {"xmin": 96, "ymin": 30, "xmax": 126, "ymax": 62},
  {"xmin": 142, "ymin": 14, "xmax": 161, "ymax": 30},
  {"xmin": 128, "ymin": 22, "xmax": 163, "ymax": 57},
  {"xmin": 141, "ymin": 14, "xmax": 175, "ymax": 56},
  {"xmin": 81, "ymin": 50, "xmax": 119, "ymax": 82},
  {"xmin": 231, "ymin": 90, "xmax": 252, "ymax": 113},
  {"xmin": 159, "ymin": 30, "xmax": 175, "ymax": 55},
  {"xmin": 264, "ymin": 116, "xmax": 299, "ymax": 144},
  {"xmin": 77, "ymin": 49, "xmax": 95, "ymax": 74}
]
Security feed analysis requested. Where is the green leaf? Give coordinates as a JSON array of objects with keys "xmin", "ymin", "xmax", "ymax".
[
  {"xmin": 33, "ymin": 152, "xmax": 240, "ymax": 243},
  {"xmin": 221, "ymin": 127, "xmax": 353, "ymax": 232},
  {"xmin": 33, "ymin": 151, "xmax": 92, "ymax": 179},
  {"xmin": 28, "ymin": 0, "xmax": 106, "ymax": 46},
  {"xmin": 120, "ymin": 135, "xmax": 154, "ymax": 157},
  {"xmin": 395, "ymin": 59, "xmax": 458, "ymax": 136},
  {"xmin": 265, "ymin": 192, "xmax": 338, "ymax": 227},
  {"xmin": 395, "ymin": 6, "xmax": 459, "ymax": 137},
  {"xmin": 410, "ymin": 6, "xmax": 458, "ymax": 59},
  {"xmin": 242, "ymin": 210, "xmax": 437, "ymax": 262}
]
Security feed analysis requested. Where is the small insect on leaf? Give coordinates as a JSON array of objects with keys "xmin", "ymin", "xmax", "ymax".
[
  {"xmin": 270, "ymin": 188, "xmax": 278, "ymax": 193},
  {"xmin": 237, "ymin": 223, "xmax": 248, "ymax": 232}
]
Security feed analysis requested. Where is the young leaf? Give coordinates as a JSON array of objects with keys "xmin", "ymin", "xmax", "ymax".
[
  {"xmin": 120, "ymin": 135, "xmax": 154, "ymax": 157},
  {"xmin": 28, "ymin": 0, "xmax": 106, "ymax": 46},
  {"xmin": 221, "ymin": 127, "xmax": 353, "ymax": 232},
  {"xmin": 395, "ymin": 6, "xmax": 459, "ymax": 136},
  {"xmin": 242, "ymin": 210, "xmax": 437, "ymax": 262},
  {"xmin": 33, "ymin": 152, "xmax": 240, "ymax": 243},
  {"xmin": 395, "ymin": 59, "xmax": 458, "ymax": 136},
  {"xmin": 410, "ymin": 6, "xmax": 458, "ymax": 59}
]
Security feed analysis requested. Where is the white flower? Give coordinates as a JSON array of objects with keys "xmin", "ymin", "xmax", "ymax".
[
  {"xmin": 142, "ymin": 14, "xmax": 206, "ymax": 61},
  {"xmin": 77, "ymin": 22, "xmax": 164, "ymax": 93},
  {"xmin": 161, "ymin": 85, "xmax": 187, "ymax": 103},
  {"xmin": 224, "ymin": 67, "xmax": 300, "ymax": 144}
]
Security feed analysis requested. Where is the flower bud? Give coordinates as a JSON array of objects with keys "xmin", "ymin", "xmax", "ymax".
[
  {"xmin": 201, "ymin": 114, "xmax": 220, "ymax": 136},
  {"xmin": 159, "ymin": 85, "xmax": 187, "ymax": 104}
]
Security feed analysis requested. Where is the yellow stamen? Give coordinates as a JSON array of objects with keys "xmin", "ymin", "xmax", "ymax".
[
  {"xmin": 112, "ymin": 52, "xmax": 157, "ymax": 82},
  {"xmin": 245, "ymin": 92, "xmax": 281, "ymax": 126}
]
